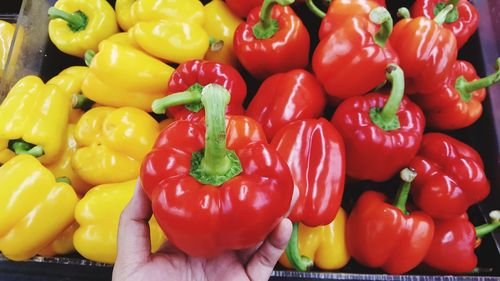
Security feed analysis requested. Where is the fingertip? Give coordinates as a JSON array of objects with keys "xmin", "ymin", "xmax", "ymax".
[{"xmin": 271, "ymin": 218, "xmax": 293, "ymax": 250}]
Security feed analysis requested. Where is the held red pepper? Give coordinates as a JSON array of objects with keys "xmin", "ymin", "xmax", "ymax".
[
  {"xmin": 331, "ymin": 64, "xmax": 425, "ymax": 182},
  {"xmin": 141, "ymin": 84, "xmax": 294, "ymax": 257},
  {"xmin": 246, "ymin": 69, "xmax": 326, "ymax": 141},
  {"xmin": 408, "ymin": 133, "xmax": 490, "ymax": 220},
  {"xmin": 312, "ymin": 7, "xmax": 399, "ymax": 99},
  {"xmin": 347, "ymin": 168, "xmax": 435, "ymax": 274},
  {"xmin": 225, "ymin": 0, "xmax": 263, "ymax": 18},
  {"xmin": 411, "ymin": 59, "xmax": 500, "ymax": 130},
  {"xmin": 389, "ymin": 7, "xmax": 457, "ymax": 94},
  {"xmin": 234, "ymin": 0, "xmax": 310, "ymax": 80},
  {"xmin": 411, "ymin": 0, "xmax": 478, "ymax": 49},
  {"xmin": 424, "ymin": 211, "xmax": 500, "ymax": 273},
  {"xmin": 152, "ymin": 59, "xmax": 247, "ymax": 121}
]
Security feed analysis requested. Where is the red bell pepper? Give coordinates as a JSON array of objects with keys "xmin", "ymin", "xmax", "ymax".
[
  {"xmin": 331, "ymin": 64, "xmax": 425, "ymax": 182},
  {"xmin": 424, "ymin": 211, "xmax": 500, "ymax": 273},
  {"xmin": 408, "ymin": 133, "xmax": 490, "ymax": 220},
  {"xmin": 152, "ymin": 59, "xmax": 246, "ymax": 121},
  {"xmin": 347, "ymin": 168, "xmax": 435, "ymax": 274},
  {"xmin": 233, "ymin": 0, "xmax": 310, "ymax": 80},
  {"xmin": 270, "ymin": 118, "xmax": 345, "ymax": 271},
  {"xmin": 312, "ymin": 7, "xmax": 399, "ymax": 99},
  {"xmin": 389, "ymin": 6, "xmax": 457, "ymax": 94},
  {"xmin": 411, "ymin": 59, "xmax": 500, "ymax": 130},
  {"xmin": 411, "ymin": 0, "xmax": 478, "ymax": 49},
  {"xmin": 246, "ymin": 69, "xmax": 326, "ymax": 141},
  {"xmin": 141, "ymin": 84, "xmax": 294, "ymax": 257},
  {"xmin": 225, "ymin": 0, "xmax": 263, "ymax": 18}
]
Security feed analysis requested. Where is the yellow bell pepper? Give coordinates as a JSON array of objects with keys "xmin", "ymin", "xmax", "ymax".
[
  {"xmin": 105, "ymin": 32, "xmax": 141, "ymax": 50},
  {"xmin": 115, "ymin": 0, "xmax": 205, "ymax": 31},
  {"xmin": 72, "ymin": 106, "xmax": 159, "ymax": 186},
  {"xmin": 48, "ymin": 0, "xmax": 119, "ymax": 58},
  {"xmin": 0, "ymin": 20, "xmax": 15, "ymax": 79},
  {"xmin": 74, "ymin": 180, "xmax": 166, "ymax": 264},
  {"xmin": 203, "ymin": 0, "xmax": 242, "ymax": 67},
  {"xmin": 81, "ymin": 41, "xmax": 174, "ymax": 111},
  {"xmin": 38, "ymin": 222, "xmax": 79, "ymax": 257},
  {"xmin": 0, "ymin": 155, "xmax": 78, "ymax": 261},
  {"xmin": 280, "ymin": 208, "xmax": 350, "ymax": 270},
  {"xmin": 0, "ymin": 76, "xmax": 70, "ymax": 164}
]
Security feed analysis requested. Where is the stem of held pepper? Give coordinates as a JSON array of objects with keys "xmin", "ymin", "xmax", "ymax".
[
  {"xmin": 72, "ymin": 94, "xmax": 95, "ymax": 111},
  {"xmin": 285, "ymin": 223, "xmax": 314, "ymax": 272},
  {"xmin": 48, "ymin": 8, "xmax": 88, "ymax": 32},
  {"xmin": 397, "ymin": 8, "xmax": 411, "ymax": 19},
  {"xmin": 252, "ymin": 0, "xmax": 295, "ymax": 39},
  {"xmin": 190, "ymin": 84, "xmax": 243, "ymax": 186},
  {"xmin": 456, "ymin": 58, "xmax": 500, "ymax": 102},
  {"xmin": 305, "ymin": 0, "xmax": 326, "ymax": 18},
  {"xmin": 151, "ymin": 84, "xmax": 204, "ymax": 114},
  {"xmin": 369, "ymin": 64, "xmax": 405, "ymax": 131},
  {"xmin": 475, "ymin": 210, "xmax": 500, "ymax": 238},
  {"xmin": 434, "ymin": 4, "xmax": 454, "ymax": 25},
  {"xmin": 84, "ymin": 50, "xmax": 95, "ymax": 66},
  {"xmin": 8, "ymin": 139, "xmax": 44, "ymax": 157},
  {"xmin": 369, "ymin": 7, "xmax": 393, "ymax": 48},
  {"xmin": 56, "ymin": 177, "xmax": 72, "ymax": 185},
  {"xmin": 393, "ymin": 168, "xmax": 417, "ymax": 215}
]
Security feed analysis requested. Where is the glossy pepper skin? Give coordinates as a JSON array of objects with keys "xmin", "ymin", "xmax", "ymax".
[
  {"xmin": 332, "ymin": 65, "xmax": 425, "ymax": 182},
  {"xmin": 347, "ymin": 169, "xmax": 435, "ymax": 274},
  {"xmin": 0, "ymin": 20, "xmax": 15, "ymax": 79},
  {"xmin": 72, "ymin": 107, "xmax": 160, "ymax": 186},
  {"xmin": 280, "ymin": 208, "xmax": 350, "ymax": 270},
  {"xmin": 141, "ymin": 84, "xmax": 293, "ymax": 257},
  {"xmin": 0, "ymin": 155, "xmax": 78, "ymax": 261},
  {"xmin": 82, "ymin": 41, "xmax": 175, "ymax": 111},
  {"xmin": 313, "ymin": 7, "xmax": 399, "ymax": 99},
  {"xmin": 408, "ymin": 133, "xmax": 490, "ymax": 220},
  {"xmin": 411, "ymin": 0, "xmax": 478, "ymax": 49},
  {"xmin": 0, "ymin": 76, "xmax": 70, "ymax": 164},
  {"xmin": 411, "ymin": 59, "xmax": 500, "ymax": 130},
  {"xmin": 246, "ymin": 69, "xmax": 326, "ymax": 141},
  {"xmin": 38, "ymin": 223, "xmax": 78, "ymax": 257},
  {"xmin": 234, "ymin": 0, "xmax": 310, "ymax": 80},
  {"xmin": 389, "ymin": 7, "xmax": 457, "ymax": 94},
  {"xmin": 48, "ymin": 0, "xmax": 118, "ymax": 58},
  {"xmin": 74, "ymin": 180, "xmax": 166, "ymax": 264},
  {"xmin": 226, "ymin": 0, "xmax": 262, "ymax": 18},
  {"xmin": 152, "ymin": 59, "xmax": 247, "ymax": 121}
]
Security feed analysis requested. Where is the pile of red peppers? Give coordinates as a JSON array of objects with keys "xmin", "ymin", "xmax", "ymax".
[{"xmin": 139, "ymin": 0, "xmax": 500, "ymax": 275}]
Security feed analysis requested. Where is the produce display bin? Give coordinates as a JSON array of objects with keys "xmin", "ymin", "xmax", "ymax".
[{"xmin": 0, "ymin": 0, "xmax": 499, "ymax": 280}]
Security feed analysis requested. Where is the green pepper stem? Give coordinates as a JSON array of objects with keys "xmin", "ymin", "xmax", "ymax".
[
  {"xmin": 476, "ymin": 210, "xmax": 500, "ymax": 238},
  {"xmin": 56, "ymin": 177, "xmax": 72, "ymax": 185},
  {"xmin": 393, "ymin": 168, "xmax": 417, "ymax": 215},
  {"xmin": 84, "ymin": 50, "xmax": 95, "ymax": 66},
  {"xmin": 209, "ymin": 37, "xmax": 224, "ymax": 52},
  {"xmin": 456, "ymin": 58, "xmax": 500, "ymax": 102},
  {"xmin": 447, "ymin": 0, "xmax": 459, "ymax": 7},
  {"xmin": 72, "ymin": 94, "xmax": 95, "ymax": 111},
  {"xmin": 370, "ymin": 7, "xmax": 393, "ymax": 48},
  {"xmin": 305, "ymin": 0, "xmax": 325, "ymax": 18},
  {"xmin": 252, "ymin": 0, "xmax": 295, "ymax": 39},
  {"xmin": 285, "ymin": 223, "xmax": 314, "ymax": 272},
  {"xmin": 434, "ymin": 4, "xmax": 454, "ymax": 25},
  {"xmin": 397, "ymin": 7, "xmax": 411, "ymax": 19},
  {"xmin": 151, "ymin": 84, "xmax": 204, "ymax": 114},
  {"xmin": 48, "ymin": 8, "xmax": 88, "ymax": 32},
  {"xmin": 8, "ymin": 139, "xmax": 44, "ymax": 157}
]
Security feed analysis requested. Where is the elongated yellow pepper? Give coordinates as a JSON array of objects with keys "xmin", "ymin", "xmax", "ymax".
[
  {"xmin": 0, "ymin": 155, "xmax": 78, "ymax": 261},
  {"xmin": 74, "ymin": 180, "xmax": 166, "ymax": 264},
  {"xmin": 38, "ymin": 223, "xmax": 79, "ymax": 257},
  {"xmin": 0, "ymin": 20, "xmax": 15, "ymax": 79}
]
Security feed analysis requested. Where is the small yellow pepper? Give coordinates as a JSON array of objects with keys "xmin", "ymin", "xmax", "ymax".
[
  {"xmin": 280, "ymin": 208, "xmax": 350, "ymax": 270},
  {"xmin": 74, "ymin": 180, "xmax": 166, "ymax": 264},
  {"xmin": 115, "ymin": 0, "xmax": 136, "ymax": 31},
  {"xmin": 0, "ymin": 155, "xmax": 78, "ymax": 261},
  {"xmin": 38, "ymin": 223, "xmax": 79, "ymax": 257},
  {"xmin": 82, "ymin": 41, "xmax": 174, "ymax": 111},
  {"xmin": 48, "ymin": 0, "xmax": 119, "ymax": 58},
  {"xmin": 0, "ymin": 76, "xmax": 70, "ymax": 164},
  {"xmin": 0, "ymin": 20, "xmax": 15, "ymax": 79},
  {"xmin": 104, "ymin": 32, "xmax": 141, "ymax": 50},
  {"xmin": 72, "ymin": 106, "xmax": 159, "ymax": 186}
]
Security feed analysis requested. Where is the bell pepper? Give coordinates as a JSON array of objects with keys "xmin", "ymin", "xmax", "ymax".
[
  {"xmin": 72, "ymin": 106, "xmax": 160, "ymax": 186},
  {"xmin": 203, "ymin": 0, "xmax": 243, "ymax": 67},
  {"xmin": 331, "ymin": 64, "xmax": 425, "ymax": 182},
  {"xmin": 38, "ymin": 223, "xmax": 78, "ymax": 257},
  {"xmin": 313, "ymin": 7, "xmax": 399, "ymax": 99},
  {"xmin": 81, "ymin": 41, "xmax": 175, "ymax": 111},
  {"xmin": 246, "ymin": 69, "xmax": 326, "ymax": 141},
  {"xmin": 226, "ymin": 0, "xmax": 263, "ymax": 18},
  {"xmin": 0, "ymin": 20, "xmax": 15, "ymax": 79},
  {"xmin": 48, "ymin": 0, "xmax": 118, "ymax": 58},
  {"xmin": 234, "ymin": 0, "xmax": 310, "ymax": 80},
  {"xmin": 411, "ymin": 59, "xmax": 500, "ymax": 130},
  {"xmin": 74, "ymin": 180, "xmax": 166, "ymax": 264},
  {"xmin": 152, "ymin": 59, "xmax": 247, "ymax": 121},
  {"xmin": 0, "ymin": 76, "xmax": 70, "ymax": 164},
  {"xmin": 101, "ymin": 32, "xmax": 141, "ymax": 50},
  {"xmin": 271, "ymin": 119, "xmax": 345, "ymax": 271},
  {"xmin": 279, "ymin": 208, "xmax": 349, "ymax": 271},
  {"xmin": 0, "ymin": 155, "xmax": 78, "ymax": 261},
  {"xmin": 424, "ymin": 211, "xmax": 500, "ymax": 273},
  {"xmin": 411, "ymin": 0, "xmax": 478, "ymax": 49},
  {"xmin": 389, "ymin": 7, "xmax": 457, "ymax": 94},
  {"xmin": 115, "ymin": 0, "xmax": 205, "ymax": 31},
  {"xmin": 347, "ymin": 168, "xmax": 435, "ymax": 274},
  {"xmin": 408, "ymin": 133, "xmax": 490, "ymax": 220},
  {"xmin": 141, "ymin": 84, "xmax": 293, "ymax": 257}
]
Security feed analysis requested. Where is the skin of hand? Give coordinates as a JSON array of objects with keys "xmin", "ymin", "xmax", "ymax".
[{"xmin": 112, "ymin": 180, "xmax": 298, "ymax": 281}]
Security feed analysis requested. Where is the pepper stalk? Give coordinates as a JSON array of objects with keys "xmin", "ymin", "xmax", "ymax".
[
  {"xmin": 253, "ymin": 0, "xmax": 295, "ymax": 39},
  {"xmin": 475, "ymin": 210, "xmax": 500, "ymax": 239},
  {"xmin": 369, "ymin": 7, "xmax": 394, "ymax": 48},
  {"xmin": 433, "ymin": 0, "xmax": 459, "ymax": 24},
  {"xmin": 152, "ymin": 84, "xmax": 205, "ymax": 114},
  {"xmin": 48, "ymin": 7, "xmax": 88, "ymax": 32},
  {"xmin": 456, "ymin": 58, "xmax": 500, "ymax": 102},
  {"xmin": 8, "ymin": 139, "xmax": 44, "ymax": 157},
  {"xmin": 285, "ymin": 223, "xmax": 314, "ymax": 271},
  {"xmin": 393, "ymin": 168, "xmax": 418, "ymax": 215}
]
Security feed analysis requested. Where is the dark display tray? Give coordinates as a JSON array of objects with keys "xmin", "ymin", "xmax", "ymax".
[{"xmin": 0, "ymin": 0, "xmax": 499, "ymax": 280}]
